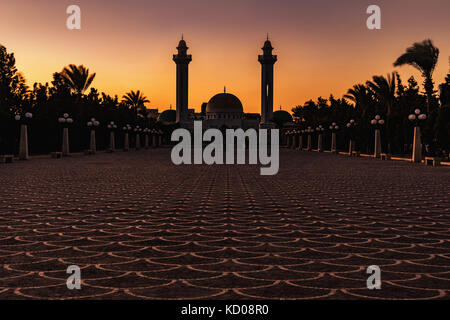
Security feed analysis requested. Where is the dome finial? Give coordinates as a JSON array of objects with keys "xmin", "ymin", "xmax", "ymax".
[
  {"xmin": 181, "ymin": 33, "xmax": 184, "ymax": 41},
  {"xmin": 267, "ymin": 33, "xmax": 269, "ymax": 41},
  {"xmin": 224, "ymin": 86, "xmax": 226, "ymax": 93}
]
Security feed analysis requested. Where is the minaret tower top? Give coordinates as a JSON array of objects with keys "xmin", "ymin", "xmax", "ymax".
[
  {"xmin": 175, "ymin": 38, "xmax": 190, "ymax": 57},
  {"xmin": 173, "ymin": 36, "xmax": 192, "ymax": 125},
  {"xmin": 258, "ymin": 36, "xmax": 277, "ymax": 127},
  {"xmin": 174, "ymin": 35, "xmax": 192, "ymax": 62},
  {"xmin": 260, "ymin": 38, "xmax": 276, "ymax": 61}
]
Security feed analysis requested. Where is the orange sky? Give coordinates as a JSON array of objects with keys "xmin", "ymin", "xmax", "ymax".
[{"xmin": 0, "ymin": 0, "xmax": 449, "ymax": 113}]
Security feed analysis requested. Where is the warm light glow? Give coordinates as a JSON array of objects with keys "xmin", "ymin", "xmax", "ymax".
[{"xmin": 1, "ymin": 0, "xmax": 449, "ymax": 114}]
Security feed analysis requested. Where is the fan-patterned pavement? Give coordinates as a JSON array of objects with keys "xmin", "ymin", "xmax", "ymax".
[{"xmin": 0, "ymin": 149, "xmax": 449, "ymax": 299}]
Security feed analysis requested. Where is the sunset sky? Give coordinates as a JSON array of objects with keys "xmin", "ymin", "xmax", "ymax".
[{"xmin": 0, "ymin": 0, "xmax": 449, "ymax": 113}]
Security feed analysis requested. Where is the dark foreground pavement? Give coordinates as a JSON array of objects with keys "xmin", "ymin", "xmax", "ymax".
[{"xmin": 0, "ymin": 149, "xmax": 449, "ymax": 299}]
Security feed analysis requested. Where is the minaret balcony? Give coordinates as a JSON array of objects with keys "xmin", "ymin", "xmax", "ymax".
[{"xmin": 173, "ymin": 55, "xmax": 192, "ymax": 64}]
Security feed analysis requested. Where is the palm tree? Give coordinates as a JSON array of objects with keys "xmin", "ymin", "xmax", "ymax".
[
  {"xmin": 366, "ymin": 72, "xmax": 396, "ymax": 117},
  {"xmin": 344, "ymin": 84, "xmax": 373, "ymax": 119},
  {"xmin": 122, "ymin": 90, "xmax": 150, "ymax": 118},
  {"xmin": 59, "ymin": 64, "xmax": 96, "ymax": 96},
  {"xmin": 366, "ymin": 73, "xmax": 397, "ymax": 153},
  {"xmin": 393, "ymin": 39, "xmax": 439, "ymax": 113}
]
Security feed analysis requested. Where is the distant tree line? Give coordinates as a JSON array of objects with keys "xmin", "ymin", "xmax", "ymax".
[
  {"xmin": 0, "ymin": 44, "xmax": 175, "ymax": 155},
  {"xmin": 290, "ymin": 40, "xmax": 450, "ymax": 157}
]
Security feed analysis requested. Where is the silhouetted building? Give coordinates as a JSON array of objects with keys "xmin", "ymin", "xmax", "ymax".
[
  {"xmin": 158, "ymin": 109, "xmax": 176, "ymax": 124},
  {"xmin": 165, "ymin": 36, "xmax": 285, "ymax": 130}
]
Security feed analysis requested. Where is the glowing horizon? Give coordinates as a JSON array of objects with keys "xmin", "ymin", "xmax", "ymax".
[{"xmin": 1, "ymin": 0, "xmax": 449, "ymax": 114}]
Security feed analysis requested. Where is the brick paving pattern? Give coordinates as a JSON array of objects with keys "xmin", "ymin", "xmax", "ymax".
[{"xmin": 0, "ymin": 149, "xmax": 449, "ymax": 300}]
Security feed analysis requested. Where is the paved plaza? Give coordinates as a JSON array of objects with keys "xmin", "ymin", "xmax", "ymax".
[{"xmin": 0, "ymin": 149, "xmax": 449, "ymax": 300}]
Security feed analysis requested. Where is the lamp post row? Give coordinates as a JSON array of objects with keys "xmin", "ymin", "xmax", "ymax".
[
  {"xmin": 284, "ymin": 110, "xmax": 426, "ymax": 162},
  {"xmin": 12, "ymin": 111, "xmax": 427, "ymax": 161},
  {"xmin": 13, "ymin": 114, "xmax": 164, "ymax": 159},
  {"xmin": 286, "ymin": 124, "xmax": 340, "ymax": 153}
]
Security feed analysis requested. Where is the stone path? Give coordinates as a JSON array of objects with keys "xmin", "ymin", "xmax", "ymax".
[{"xmin": 0, "ymin": 149, "xmax": 449, "ymax": 299}]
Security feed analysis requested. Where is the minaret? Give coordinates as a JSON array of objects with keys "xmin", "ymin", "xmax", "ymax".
[
  {"xmin": 258, "ymin": 36, "xmax": 277, "ymax": 127},
  {"xmin": 173, "ymin": 36, "xmax": 192, "ymax": 124}
]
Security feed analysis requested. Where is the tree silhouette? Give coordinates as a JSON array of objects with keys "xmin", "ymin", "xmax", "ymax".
[
  {"xmin": 344, "ymin": 84, "xmax": 373, "ymax": 120},
  {"xmin": 366, "ymin": 72, "xmax": 396, "ymax": 117},
  {"xmin": 58, "ymin": 64, "xmax": 96, "ymax": 96},
  {"xmin": 0, "ymin": 44, "xmax": 29, "ymax": 116},
  {"xmin": 366, "ymin": 73, "xmax": 397, "ymax": 152},
  {"xmin": 122, "ymin": 90, "xmax": 150, "ymax": 118},
  {"xmin": 394, "ymin": 39, "xmax": 439, "ymax": 113}
]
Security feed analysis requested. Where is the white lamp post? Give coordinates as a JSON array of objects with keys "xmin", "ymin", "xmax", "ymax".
[
  {"xmin": 135, "ymin": 126, "xmax": 142, "ymax": 150},
  {"xmin": 371, "ymin": 115, "xmax": 385, "ymax": 158},
  {"xmin": 290, "ymin": 130, "xmax": 296, "ymax": 149},
  {"xmin": 298, "ymin": 130, "xmax": 304, "ymax": 150},
  {"xmin": 290, "ymin": 130, "xmax": 297, "ymax": 149},
  {"xmin": 143, "ymin": 128, "xmax": 150, "ymax": 149},
  {"xmin": 16, "ymin": 113, "xmax": 32, "ymax": 160},
  {"xmin": 285, "ymin": 130, "xmax": 291, "ymax": 148},
  {"xmin": 346, "ymin": 119, "xmax": 357, "ymax": 156},
  {"xmin": 316, "ymin": 125, "xmax": 325, "ymax": 152},
  {"xmin": 87, "ymin": 118, "xmax": 100, "ymax": 153},
  {"xmin": 287, "ymin": 130, "xmax": 292, "ymax": 149},
  {"xmin": 107, "ymin": 121, "xmax": 117, "ymax": 152},
  {"xmin": 285, "ymin": 130, "xmax": 292, "ymax": 148},
  {"xmin": 409, "ymin": 109, "xmax": 427, "ymax": 163},
  {"xmin": 59, "ymin": 113, "xmax": 72, "ymax": 156},
  {"xmin": 329, "ymin": 122, "xmax": 339, "ymax": 154},
  {"xmin": 158, "ymin": 130, "xmax": 163, "ymax": 147},
  {"xmin": 152, "ymin": 129, "xmax": 158, "ymax": 148},
  {"xmin": 305, "ymin": 127, "xmax": 313, "ymax": 151},
  {"xmin": 123, "ymin": 125, "xmax": 131, "ymax": 151}
]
